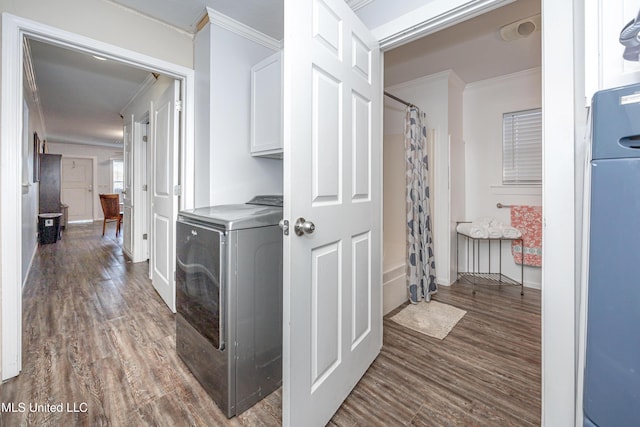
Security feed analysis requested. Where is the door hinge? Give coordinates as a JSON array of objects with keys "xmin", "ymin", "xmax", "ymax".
[
  {"xmin": 142, "ymin": 135, "xmax": 148, "ymax": 142},
  {"xmin": 279, "ymin": 219, "xmax": 289, "ymax": 236},
  {"xmin": 175, "ymin": 100, "xmax": 183, "ymax": 112},
  {"xmin": 174, "ymin": 185, "xmax": 182, "ymax": 196},
  {"xmin": 143, "ymin": 233, "xmax": 148, "ymax": 240},
  {"xmin": 142, "ymin": 184, "xmax": 148, "ymax": 191}
]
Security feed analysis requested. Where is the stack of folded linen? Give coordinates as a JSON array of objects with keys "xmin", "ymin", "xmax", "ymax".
[
  {"xmin": 456, "ymin": 222, "xmax": 489, "ymax": 238},
  {"xmin": 456, "ymin": 217, "xmax": 522, "ymax": 239}
]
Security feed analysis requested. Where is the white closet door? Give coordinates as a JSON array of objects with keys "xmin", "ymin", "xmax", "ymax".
[{"xmin": 61, "ymin": 157, "xmax": 93, "ymax": 222}]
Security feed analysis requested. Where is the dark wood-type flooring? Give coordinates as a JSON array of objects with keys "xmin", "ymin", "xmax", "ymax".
[{"xmin": 1, "ymin": 222, "xmax": 540, "ymax": 426}]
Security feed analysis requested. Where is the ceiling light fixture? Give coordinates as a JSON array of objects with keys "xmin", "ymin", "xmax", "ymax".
[
  {"xmin": 92, "ymin": 55, "xmax": 107, "ymax": 61},
  {"xmin": 499, "ymin": 14, "xmax": 541, "ymax": 42}
]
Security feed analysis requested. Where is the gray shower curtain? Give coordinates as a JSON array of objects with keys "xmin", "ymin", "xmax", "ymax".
[{"xmin": 405, "ymin": 106, "xmax": 437, "ymax": 303}]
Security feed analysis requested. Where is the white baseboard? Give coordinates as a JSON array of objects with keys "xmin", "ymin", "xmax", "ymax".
[
  {"xmin": 524, "ymin": 280, "xmax": 541, "ymax": 290},
  {"xmin": 383, "ymin": 264, "xmax": 406, "ymax": 315},
  {"xmin": 437, "ymin": 278, "xmax": 453, "ymax": 286},
  {"xmin": 22, "ymin": 243, "xmax": 37, "ymax": 291}
]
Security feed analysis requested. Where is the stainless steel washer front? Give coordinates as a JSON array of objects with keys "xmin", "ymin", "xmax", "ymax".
[{"xmin": 175, "ymin": 196, "xmax": 282, "ymax": 418}]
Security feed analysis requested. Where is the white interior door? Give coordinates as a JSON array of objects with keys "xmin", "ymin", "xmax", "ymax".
[
  {"xmin": 283, "ymin": 0, "xmax": 382, "ymax": 425},
  {"xmin": 150, "ymin": 80, "xmax": 180, "ymax": 312},
  {"xmin": 61, "ymin": 157, "xmax": 93, "ymax": 222},
  {"xmin": 123, "ymin": 120, "xmax": 133, "ymax": 254}
]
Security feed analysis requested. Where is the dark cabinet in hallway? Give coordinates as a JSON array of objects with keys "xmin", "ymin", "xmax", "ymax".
[{"xmin": 38, "ymin": 153, "xmax": 62, "ymax": 214}]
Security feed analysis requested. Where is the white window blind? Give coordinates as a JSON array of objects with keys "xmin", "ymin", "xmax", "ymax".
[{"xmin": 502, "ymin": 108, "xmax": 542, "ymax": 184}]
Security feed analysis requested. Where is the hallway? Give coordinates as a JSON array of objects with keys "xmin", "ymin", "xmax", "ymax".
[
  {"xmin": 2, "ymin": 223, "xmax": 541, "ymax": 426},
  {"xmin": 1, "ymin": 223, "xmax": 271, "ymax": 425}
]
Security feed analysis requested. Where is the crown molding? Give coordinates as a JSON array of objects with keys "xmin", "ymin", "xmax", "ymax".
[
  {"xmin": 346, "ymin": 0, "xmax": 374, "ymax": 12},
  {"xmin": 120, "ymin": 72, "xmax": 158, "ymax": 116},
  {"xmin": 47, "ymin": 136, "xmax": 123, "ymax": 149},
  {"xmin": 199, "ymin": 7, "xmax": 282, "ymax": 51},
  {"xmin": 22, "ymin": 38, "xmax": 47, "ymax": 137},
  {"xmin": 376, "ymin": 0, "xmax": 515, "ymax": 50}
]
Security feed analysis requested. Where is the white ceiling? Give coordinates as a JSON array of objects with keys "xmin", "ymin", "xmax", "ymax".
[
  {"xmin": 27, "ymin": 0, "xmax": 539, "ymax": 150},
  {"xmin": 384, "ymin": 0, "xmax": 541, "ymax": 86},
  {"xmin": 27, "ymin": 39, "xmax": 152, "ymax": 147}
]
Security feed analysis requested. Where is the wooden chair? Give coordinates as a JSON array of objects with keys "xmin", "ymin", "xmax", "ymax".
[{"xmin": 99, "ymin": 194, "xmax": 123, "ymax": 236}]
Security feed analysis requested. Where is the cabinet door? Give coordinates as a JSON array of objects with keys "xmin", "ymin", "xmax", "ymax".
[{"xmin": 251, "ymin": 51, "xmax": 283, "ymax": 157}]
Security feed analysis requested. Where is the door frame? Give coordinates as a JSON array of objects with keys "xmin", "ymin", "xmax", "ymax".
[
  {"xmin": 60, "ymin": 155, "xmax": 97, "ymax": 222},
  {"xmin": 1, "ymin": 13, "xmax": 195, "ymax": 380},
  {"xmin": 125, "ymin": 116, "xmax": 151, "ymax": 264},
  {"xmin": 375, "ymin": 0, "xmax": 575, "ymax": 423}
]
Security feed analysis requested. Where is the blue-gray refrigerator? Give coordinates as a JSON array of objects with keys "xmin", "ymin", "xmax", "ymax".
[{"xmin": 584, "ymin": 82, "xmax": 640, "ymax": 426}]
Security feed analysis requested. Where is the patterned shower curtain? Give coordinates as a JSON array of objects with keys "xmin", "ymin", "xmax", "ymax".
[{"xmin": 405, "ymin": 106, "xmax": 437, "ymax": 303}]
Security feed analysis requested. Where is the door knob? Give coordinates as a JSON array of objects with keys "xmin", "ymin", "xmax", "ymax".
[{"xmin": 294, "ymin": 217, "xmax": 315, "ymax": 236}]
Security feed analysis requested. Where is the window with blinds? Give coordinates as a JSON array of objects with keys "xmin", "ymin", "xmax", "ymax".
[
  {"xmin": 112, "ymin": 159, "xmax": 124, "ymax": 194},
  {"xmin": 502, "ymin": 108, "xmax": 542, "ymax": 185}
]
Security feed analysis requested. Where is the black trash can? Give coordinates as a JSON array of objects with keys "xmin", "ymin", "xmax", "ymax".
[{"xmin": 38, "ymin": 213, "xmax": 62, "ymax": 244}]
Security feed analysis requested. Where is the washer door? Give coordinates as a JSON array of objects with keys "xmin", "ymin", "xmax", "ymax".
[{"xmin": 176, "ymin": 220, "xmax": 224, "ymax": 350}]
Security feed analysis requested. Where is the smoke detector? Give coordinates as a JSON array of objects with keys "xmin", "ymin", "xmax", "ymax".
[{"xmin": 499, "ymin": 14, "xmax": 541, "ymax": 41}]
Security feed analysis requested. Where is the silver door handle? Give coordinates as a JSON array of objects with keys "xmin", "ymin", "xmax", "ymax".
[
  {"xmin": 294, "ymin": 217, "xmax": 315, "ymax": 236},
  {"xmin": 121, "ymin": 190, "xmax": 127, "ymax": 195}
]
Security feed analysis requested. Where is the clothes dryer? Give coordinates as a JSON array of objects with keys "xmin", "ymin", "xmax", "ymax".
[{"xmin": 175, "ymin": 195, "xmax": 283, "ymax": 417}]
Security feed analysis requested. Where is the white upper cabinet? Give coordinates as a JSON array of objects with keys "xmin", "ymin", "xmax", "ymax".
[{"xmin": 251, "ymin": 51, "xmax": 283, "ymax": 158}]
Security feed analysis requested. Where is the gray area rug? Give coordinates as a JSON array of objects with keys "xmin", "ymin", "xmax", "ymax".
[{"xmin": 390, "ymin": 300, "xmax": 466, "ymax": 340}]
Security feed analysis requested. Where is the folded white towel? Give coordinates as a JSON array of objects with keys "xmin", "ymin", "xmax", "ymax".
[
  {"xmin": 487, "ymin": 225, "xmax": 503, "ymax": 239},
  {"xmin": 502, "ymin": 226, "xmax": 522, "ymax": 239},
  {"xmin": 475, "ymin": 217, "xmax": 499, "ymax": 227},
  {"xmin": 456, "ymin": 223, "xmax": 489, "ymax": 238}
]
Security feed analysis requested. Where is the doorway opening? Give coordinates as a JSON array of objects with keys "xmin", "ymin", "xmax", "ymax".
[
  {"xmin": 379, "ymin": 0, "xmax": 543, "ymax": 422},
  {"xmin": 1, "ymin": 13, "xmax": 195, "ymax": 381},
  {"xmin": 381, "ymin": 0, "xmax": 542, "ymax": 310}
]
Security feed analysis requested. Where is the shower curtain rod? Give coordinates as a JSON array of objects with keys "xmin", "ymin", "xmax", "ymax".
[{"xmin": 384, "ymin": 91, "xmax": 417, "ymax": 109}]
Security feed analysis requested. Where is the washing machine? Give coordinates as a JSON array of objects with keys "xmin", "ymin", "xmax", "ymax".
[{"xmin": 175, "ymin": 195, "xmax": 283, "ymax": 417}]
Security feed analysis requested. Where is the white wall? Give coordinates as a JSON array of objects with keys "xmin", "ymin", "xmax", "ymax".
[
  {"xmin": 194, "ymin": 23, "xmax": 212, "ymax": 208},
  {"xmin": 382, "ymin": 103, "xmax": 407, "ymax": 314},
  {"xmin": 382, "ymin": 129, "xmax": 405, "ymax": 271},
  {"xmin": 206, "ymin": 23, "xmax": 283, "ymax": 205},
  {"xmin": 21, "ymin": 83, "xmax": 43, "ymax": 286},
  {"xmin": 0, "ymin": 0, "xmax": 193, "ymax": 69},
  {"xmin": 46, "ymin": 142, "xmax": 122, "ymax": 220},
  {"xmin": 448, "ymin": 74, "xmax": 465, "ymax": 286},
  {"xmin": 463, "ymin": 68, "xmax": 542, "ymax": 287}
]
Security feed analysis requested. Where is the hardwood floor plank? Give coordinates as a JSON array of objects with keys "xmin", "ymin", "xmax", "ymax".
[{"xmin": 136, "ymin": 393, "xmax": 203, "ymax": 427}]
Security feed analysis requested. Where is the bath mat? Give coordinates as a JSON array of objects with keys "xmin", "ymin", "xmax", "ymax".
[{"xmin": 390, "ymin": 300, "xmax": 466, "ymax": 340}]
